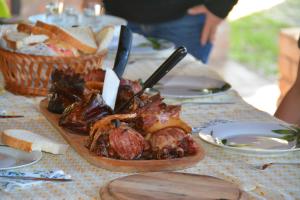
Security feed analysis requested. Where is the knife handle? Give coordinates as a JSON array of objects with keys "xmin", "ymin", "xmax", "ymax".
[
  {"xmin": 113, "ymin": 25, "xmax": 133, "ymax": 79},
  {"xmin": 142, "ymin": 46, "xmax": 187, "ymax": 90},
  {"xmin": 0, "ymin": 115, "xmax": 24, "ymax": 118}
]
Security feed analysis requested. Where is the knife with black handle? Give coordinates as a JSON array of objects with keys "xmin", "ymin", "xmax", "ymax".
[
  {"xmin": 0, "ymin": 175, "xmax": 72, "ymax": 182},
  {"xmin": 112, "ymin": 25, "xmax": 133, "ymax": 79},
  {"xmin": 142, "ymin": 46, "xmax": 187, "ymax": 89},
  {"xmin": 0, "ymin": 115, "xmax": 24, "ymax": 118},
  {"xmin": 114, "ymin": 46, "xmax": 187, "ymax": 113}
]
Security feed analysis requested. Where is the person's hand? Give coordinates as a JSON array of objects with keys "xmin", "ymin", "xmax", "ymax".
[{"xmin": 188, "ymin": 5, "xmax": 223, "ymax": 46}]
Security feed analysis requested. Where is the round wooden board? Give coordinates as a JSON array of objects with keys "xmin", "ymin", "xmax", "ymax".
[
  {"xmin": 100, "ymin": 172, "xmax": 250, "ymax": 200},
  {"xmin": 40, "ymin": 99, "xmax": 205, "ymax": 172}
]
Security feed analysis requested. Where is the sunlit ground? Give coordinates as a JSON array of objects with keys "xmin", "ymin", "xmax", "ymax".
[
  {"xmin": 244, "ymin": 85, "xmax": 280, "ymax": 114},
  {"xmin": 228, "ymin": 0, "xmax": 284, "ymax": 21},
  {"xmin": 222, "ymin": 0, "xmax": 299, "ymax": 115}
]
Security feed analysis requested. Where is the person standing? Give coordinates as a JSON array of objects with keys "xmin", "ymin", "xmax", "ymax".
[{"xmin": 102, "ymin": 0, "xmax": 238, "ymax": 63}]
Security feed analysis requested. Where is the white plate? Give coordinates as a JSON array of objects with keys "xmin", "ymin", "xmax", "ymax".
[
  {"xmin": 28, "ymin": 14, "xmax": 127, "ymax": 31},
  {"xmin": 109, "ymin": 33, "xmax": 175, "ymax": 56},
  {"xmin": 199, "ymin": 122, "xmax": 300, "ymax": 154},
  {"xmin": 154, "ymin": 75, "xmax": 230, "ymax": 98},
  {"xmin": 0, "ymin": 146, "xmax": 42, "ymax": 170}
]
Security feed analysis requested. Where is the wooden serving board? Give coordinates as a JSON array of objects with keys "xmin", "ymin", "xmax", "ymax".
[
  {"xmin": 40, "ymin": 99, "xmax": 205, "ymax": 172},
  {"xmin": 100, "ymin": 172, "xmax": 250, "ymax": 200}
]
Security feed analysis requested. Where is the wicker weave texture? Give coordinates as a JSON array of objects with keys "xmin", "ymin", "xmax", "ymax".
[{"xmin": 0, "ymin": 48, "xmax": 107, "ymax": 96}]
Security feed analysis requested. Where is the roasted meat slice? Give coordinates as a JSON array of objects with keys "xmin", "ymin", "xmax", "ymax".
[
  {"xmin": 87, "ymin": 114, "xmax": 147, "ymax": 160},
  {"xmin": 59, "ymin": 93, "xmax": 112, "ymax": 134},
  {"xmin": 48, "ymin": 69, "xmax": 85, "ymax": 114},
  {"xmin": 115, "ymin": 85, "xmax": 142, "ymax": 113},
  {"xmin": 84, "ymin": 69, "xmax": 106, "ymax": 82},
  {"xmin": 120, "ymin": 79, "xmax": 142, "ymax": 94},
  {"xmin": 135, "ymin": 94, "xmax": 191, "ymax": 134},
  {"xmin": 109, "ymin": 126, "xmax": 146, "ymax": 159},
  {"xmin": 115, "ymin": 79, "xmax": 146, "ymax": 113},
  {"xmin": 84, "ymin": 69, "xmax": 106, "ymax": 91},
  {"xmin": 149, "ymin": 127, "xmax": 198, "ymax": 159},
  {"xmin": 88, "ymin": 125, "xmax": 146, "ymax": 160},
  {"xmin": 89, "ymin": 113, "xmax": 137, "ymax": 148},
  {"xmin": 84, "ymin": 69, "xmax": 142, "ymax": 93}
]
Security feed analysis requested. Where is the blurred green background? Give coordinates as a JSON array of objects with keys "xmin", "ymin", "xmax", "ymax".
[{"xmin": 229, "ymin": 0, "xmax": 300, "ymax": 77}]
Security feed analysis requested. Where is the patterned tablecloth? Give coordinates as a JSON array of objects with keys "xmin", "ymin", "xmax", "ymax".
[{"xmin": 0, "ymin": 53, "xmax": 300, "ymax": 200}]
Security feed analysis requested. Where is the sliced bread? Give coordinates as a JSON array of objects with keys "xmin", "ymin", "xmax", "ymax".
[
  {"xmin": 2, "ymin": 129, "xmax": 68, "ymax": 154},
  {"xmin": 46, "ymin": 39, "xmax": 80, "ymax": 57},
  {"xmin": 17, "ymin": 23, "xmax": 56, "ymax": 39},
  {"xmin": 3, "ymin": 31, "xmax": 29, "ymax": 49},
  {"xmin": 23, "ymin": 34, "xmax": 49, "ymax": 45},
  {"xmin": 17, "ymin": 43, "xmax": 58, "ymax": 56},
  {"xmin": 95, "ymin": 26, "xmax": 114, "ymax": 52},
  {"xmin": 4, "ymin": 31, "xmax": 49, "ymax": 50},
  {"xmin": 36, "ymin": 21, "xmax": 97, "ymax": 54},
  {"xmin": 17, "ymin": 23, "xmax": 34, "ymax": 34}
]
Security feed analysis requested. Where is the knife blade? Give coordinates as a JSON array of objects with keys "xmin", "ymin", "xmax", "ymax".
[
  {"xmin": 112, "ymin": 25, "xmax": 132, "ymax": 79},
  {"xmin": 102, "ymin": 68, "xmax": 120, "ymax": 110},
  {"xmin": 103, "ymin": 26, "xmax": 132, "ymax": 110},
  {"xmin": 0, "ymin": 175, "xmax": 72, "ymax": 182},
  {"xmin": 114, "ymin": 46, "xmax": 187, "ymax": 113}
]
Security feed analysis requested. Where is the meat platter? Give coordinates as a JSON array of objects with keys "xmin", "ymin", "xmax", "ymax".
[
  {"xmin": 40, "ymin": 99, "xmax": 204, "ymax": 172},
  {"xmin": 39, "ymin": 50, "xmax": 205, "ymax": 172}
]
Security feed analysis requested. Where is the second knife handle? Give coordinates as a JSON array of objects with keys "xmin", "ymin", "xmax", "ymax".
[{"xmin": 142, "ymin": 46, "xmax": 187, "ymax": 90}]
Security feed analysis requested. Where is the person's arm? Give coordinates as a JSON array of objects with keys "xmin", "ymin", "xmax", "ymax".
[
  {"xmin": 274, "ymin": 58, "xmax": 300, "ymax": 126},
  {"xmin": 188, "ymin": 0, "xmax": 238, "ymax": 46}
]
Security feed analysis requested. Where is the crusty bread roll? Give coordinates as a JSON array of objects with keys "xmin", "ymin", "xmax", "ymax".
[
  {"xmin": 2, "ymin": 129, "xmax": 68, "ymax": 154},
  {"xmin": 36, "ymin": 20, "xmax": 97, "ymax": 54}
]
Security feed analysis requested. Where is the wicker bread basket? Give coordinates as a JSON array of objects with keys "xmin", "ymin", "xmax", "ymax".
[{"xmin": 0, "ymin": 47, "xmax": 107, "ymax": 96}]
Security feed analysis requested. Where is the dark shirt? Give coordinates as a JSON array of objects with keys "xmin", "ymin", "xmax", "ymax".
[{"xmin": 103, "ymin": 0, "xmax": 238, "ymax": 24}]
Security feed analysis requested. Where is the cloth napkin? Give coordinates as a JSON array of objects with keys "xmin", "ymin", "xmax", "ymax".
[{"xmin": 0, "ymin": 170, "xmax": 71, "ymax": 192}]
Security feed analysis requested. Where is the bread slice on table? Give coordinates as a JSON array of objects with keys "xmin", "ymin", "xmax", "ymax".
[
  {"xmin": 95, "ymin": 25, "xmax": 114, "ymax": 52},
  {"xmin": 4, "ymin": 31, "xmax": 49, "ymax": 50},
  {"xmin": 2, "ymin": 129, "xmax": 68, "ymax": 154},
  {"xmin": 36, "ymin": 20, "xmax": 97, "ymax": 54},
  {"xmin": 17, "ymin": 23, "xmax": 56, "ymax": 39}
]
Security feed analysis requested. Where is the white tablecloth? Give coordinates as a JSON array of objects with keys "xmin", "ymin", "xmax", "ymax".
[{"xmin": 0, "ymin": 52, "xmax": 299, "ymax": 199}]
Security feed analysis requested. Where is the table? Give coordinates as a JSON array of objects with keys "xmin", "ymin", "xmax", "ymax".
[{"xmin": 0, "ymin": 53, "xmax": 300, "ymax": 199}]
